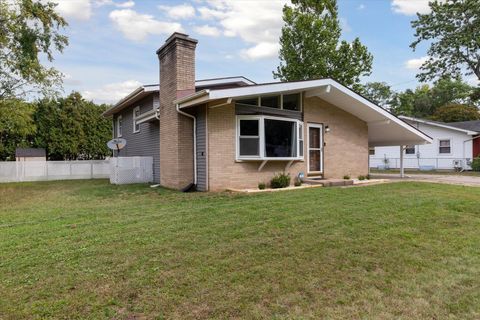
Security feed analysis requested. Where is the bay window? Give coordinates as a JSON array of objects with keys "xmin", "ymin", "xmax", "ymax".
[{"xmin": 236, "ymin": 116, "xmax": 304, "ymax": 160}]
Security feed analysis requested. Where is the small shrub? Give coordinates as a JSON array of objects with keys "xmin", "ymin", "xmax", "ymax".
[
  {"xmin": 472, "ymin": 157, "xmax": 480, "ymax": 172},
  {"xmin": 343, "ymin": 175, "xmax": 350, "ymax": 180},
  {"xmin": 270, "ymin": 172, "xmax": 291, "ymax": 189},
  {"xmin": 258, "ymin": 182, "xmax": 266, "ymax": 190},
  {"xmin": 358, "ymin": 175, "xmax": 366, "ymax": 181},
  {"xmin": 366, "ymin": 174, "xmax": 371, "ymax": 180}
]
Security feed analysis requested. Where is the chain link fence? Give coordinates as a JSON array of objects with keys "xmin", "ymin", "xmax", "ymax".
[
  {"xmin": 110, "ymin": 157, "xmax": 153, "ymax": 185},
  {"xmin": 369, "ymin": 157, "xmax": 472, "ymax": 171}
]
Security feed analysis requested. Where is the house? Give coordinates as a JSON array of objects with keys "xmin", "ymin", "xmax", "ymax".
[
  {"xmin": 103, "ymin": 32, "xmax": 431, "ymax": 191},
  {"xmin": 371, "ymin": 116, "xmax": 480, "ymax": 170},
  {"xmin": 15, "ymin": 148, "xmax": 46, "ymax": 162}
]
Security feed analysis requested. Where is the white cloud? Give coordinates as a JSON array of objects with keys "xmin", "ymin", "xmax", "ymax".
[
  {"xmin": 358, "ymin": 4, "xmax": 365, "ymax": 10},
  {"xmin": 52, "ymin": 0, "xmax": 92, "ymax": 21},
  {"xmin": 82, "ymin": 80, "xmax": 142, "ymax": 103},
  {"xmin": 95, "ymin": 0, "xmax": 135, "ymax": 8},
  {"xmin": 241, "ymin": 42, "xmax": 280, "ymax": 60},
  {"xmin": 193, "ymin": 24, "xmax": 221, "ymax": 37},
  {"xmin": 109, "ymin": 9, "xmax": 183, "ymax": 41},
  {"xmin": 405, "ymin": 56, "xmax": 428, "ymax": 69},
  {"xmin": 158, "ymin": 4, "xmax": 195, "ymax": 20},
  {"xmin": 198, "ymin": 0, "xmax": 288, "ymax": 60},
  {"xmin": 391, "ymin": 0, "xmax": 431, "ymax": 15}
]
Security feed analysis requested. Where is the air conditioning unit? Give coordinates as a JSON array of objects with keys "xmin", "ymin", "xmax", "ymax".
[{"xmin": 453, "ymin": 159, "xmax": 463, "ymax": 171}]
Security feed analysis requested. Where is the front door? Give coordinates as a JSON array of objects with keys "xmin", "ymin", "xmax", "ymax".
[{"xmin": 308, "ymin": 124, "xmax": 323, "ymax": 173}]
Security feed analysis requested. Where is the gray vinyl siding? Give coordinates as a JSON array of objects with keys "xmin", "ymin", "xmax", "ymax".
[
  {"xmin": 195, "ymin": 104, "xmax": 207, "ymax": 191},
  {"xmin": 113, "ymin": 94, "xmax": 160, "ymax": 183}
]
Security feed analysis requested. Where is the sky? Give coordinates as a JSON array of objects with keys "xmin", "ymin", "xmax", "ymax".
[{"xmin": 46, "ymin": 0, "xmax": 460, "ymax": 104}]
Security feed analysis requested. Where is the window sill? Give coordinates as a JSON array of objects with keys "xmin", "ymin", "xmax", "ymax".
[{"xmin": 236, "ymin": 158, "xmax": 304, "ymax": 162}]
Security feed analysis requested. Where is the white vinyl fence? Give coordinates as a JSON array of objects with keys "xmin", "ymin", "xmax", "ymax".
[
  {"xmin": 0, "ymin": 160, "xmax": 110, "ymax": 183},
  {"xmin": 110, "ymin": 157, "xmax": 153, "ymax": 185}
]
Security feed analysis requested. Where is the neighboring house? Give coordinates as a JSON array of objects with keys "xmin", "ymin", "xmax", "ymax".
[
  {"xmin": 371, "ymin": 116, "xmax": 480, "ymax": 170},
  {"xmin": 15, "ymin": 148, "xmax": 46, "ymax": 162},
  {"xmin": 104, "ymin": 32, "xmax": 431, "ymax": 191}
]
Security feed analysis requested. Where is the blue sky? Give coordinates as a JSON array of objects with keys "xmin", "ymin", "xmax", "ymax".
[{"xmin": 50, "ymin": 0, "xmax": 444, "ymax": 104}]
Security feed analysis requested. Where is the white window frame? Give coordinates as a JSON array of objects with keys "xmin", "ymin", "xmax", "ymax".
[
  {"xmin": 307, "ymin": 123, "xmax": 324, "ymax": 173},
  {"xmin": 236, "ymin": 115, "xmax": 304, "ymax": 161},
  {"xmin": 116, "ymin": 115, "xmax": 122, "ymax": 137},
  {"xmin": 405, "ymin": 145, "xmax": 416, "ymax": 155},
  {"xmin": 235, "ymin": 92, "xmax": 303, "ymax": 112},
  {"xmin": 438, "ymin": 139, "xmax": 451, "ymax": 155},
  {"xmin": 133, "ymin": 106, "xmax": 140, "ymax": 133}
]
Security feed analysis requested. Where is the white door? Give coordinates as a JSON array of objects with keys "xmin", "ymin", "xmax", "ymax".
[{"xmin": 307, "ymin": 124, "xmax": 323, "ymax": 173}]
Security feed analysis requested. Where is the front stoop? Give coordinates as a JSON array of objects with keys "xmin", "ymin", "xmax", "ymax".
[{"xmin": 303, "ymin": 178, "xmax": 354, "ymax": 187}]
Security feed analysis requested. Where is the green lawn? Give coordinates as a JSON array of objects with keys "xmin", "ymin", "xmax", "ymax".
[{"xmin": 1, "ymin": 180, "xmax": 480, "ymax": 319}]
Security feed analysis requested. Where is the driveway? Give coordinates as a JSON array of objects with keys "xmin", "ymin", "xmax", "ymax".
[{"xmin": 371, "ymin": 173, "xmax": 480, "ymax": 187}]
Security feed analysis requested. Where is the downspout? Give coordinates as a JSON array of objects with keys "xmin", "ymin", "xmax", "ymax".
[{"xmin": 176, "ymin": 103, "xmax": 197, "ymax": 185}]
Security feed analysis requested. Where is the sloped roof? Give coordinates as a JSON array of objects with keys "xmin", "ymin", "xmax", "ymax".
[
  {"xmin": 447, "ymin": 120, "xmax": 480, "ymax": 133},
  {"xmin": 399, "ymin": 116, "xmax": 479, "ymax": 135},
  {"xmin": 175, "ymin": 78, "xmax": 433, "ymax": 147}
]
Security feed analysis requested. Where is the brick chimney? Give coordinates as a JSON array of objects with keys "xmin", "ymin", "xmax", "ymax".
[{"xmin": 157, "ymin": 33, "xmax": 198, "ymax": 189}]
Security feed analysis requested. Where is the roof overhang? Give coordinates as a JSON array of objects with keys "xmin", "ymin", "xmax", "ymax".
[
  {"xmin": 103, "ymin": 85, "xmax": 158, "ymax": 117},
  {"xmin": 176, "ymin": 78, "xmax": 433, "ymax": 147},
  {"xmin": 399, "ymin": 116, "xmax": 479, "ymax": 135}
]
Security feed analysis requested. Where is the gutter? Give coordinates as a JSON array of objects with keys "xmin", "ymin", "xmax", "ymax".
[{"xmin": 176, "ymin": 103, "xmax": 197, "ymax": 186}]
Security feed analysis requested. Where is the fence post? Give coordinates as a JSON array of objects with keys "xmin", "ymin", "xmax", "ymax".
[
  {"xmin": 90, "ymin": 161, "xmax": 94, "ymax": 179},
  {"xmin": 45, "ymin": 161, "xmax": 48, "ymax": 180}
]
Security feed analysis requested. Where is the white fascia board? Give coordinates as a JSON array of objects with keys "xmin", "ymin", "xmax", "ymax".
[
  {"xmin": 399, "ymin": 116, "xmax": 478, "ymax": 135},
  {"xmin": 208, "ymin": 79, "xmax": 331, "ymax": 99},
  {"xmin": 195, "ymin": 77, "xmax": 256, "ymax": 87},
  {"xmin": 103, "ymin": 86, "xmax": 146, "ymax": 117},
  {"xmin": 177, "ymin": 78, "xmax": 433, "ymax": 144}
]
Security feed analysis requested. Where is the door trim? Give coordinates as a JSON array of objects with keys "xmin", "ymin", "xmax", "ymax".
[{"xmin": 307, "ymin": 123, "xmax": 324, "ymax": 174}]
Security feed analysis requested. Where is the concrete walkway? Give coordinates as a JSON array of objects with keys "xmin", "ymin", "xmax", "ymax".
[{"xmin": 371, "ymin": 173, "xmax": 480, "ymax": 187}]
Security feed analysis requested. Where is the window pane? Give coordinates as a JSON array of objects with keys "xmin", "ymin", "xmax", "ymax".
[
  {"xmin": 439, "ymin": 147, "xmax": 451, "ymax": 154},
  {"xmin": 240, "ymin": 120, "xmax": 259, "ymax": 136},
  {"xmin": 299, "ymin": 141, "xmax": 304, "ymax": 157},
  {"xmin": 369, "ymin": 148, "xmax": 375, "ymax": 156},
  {"xmin": 439, "ymin": 140, "xmax": 450, "ymax": 147},
  {"xmin": 309, "ymin": 150, "xmax": 321, "ymax": 171},
  {"xmin": 237, "ymin": 98, "xmax": 258, "ymax": 106},
  {"xmin": 309, "ymin": 127, "xmax": 321, "ymax": 148},
  {"xmin": 283, "ymin": 93, "xmax": 300, "ymax": 111},
  {"xmin": 264, "ymin": 119, "xmax": 296, "ymax": 157},
  {"xmin": 239, "ymin": 138, "xmax": 259, "ymax": 156},
  {"xmin": 261, "ymin": 95, "xmax": 280, "ymax": 109},
  {"xmin": 405, "ymin": 146, "xmax": 415, "ymax": 154}
]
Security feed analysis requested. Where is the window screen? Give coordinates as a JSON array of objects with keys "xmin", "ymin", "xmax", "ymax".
[{"xmin": 439, "ymin": 140, "xmax": 451, "ymax": 154}]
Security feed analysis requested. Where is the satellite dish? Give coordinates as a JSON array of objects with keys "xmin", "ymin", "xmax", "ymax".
[{"xmin": 107, "ymin": 138, "xmax": 127, "ymax": 152}]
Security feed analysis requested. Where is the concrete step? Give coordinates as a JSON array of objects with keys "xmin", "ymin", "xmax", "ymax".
[{"xmin": 303, "ymin": 178, "xmax": 354, "ymax": 187}]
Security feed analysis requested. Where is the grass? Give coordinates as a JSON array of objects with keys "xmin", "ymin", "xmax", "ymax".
[
  {"xmin": 1, "ymin": 180, "xmax": 480, "ymax": 319},
  {"xmin": 371, "ymin": 168, "xmax": 480, "ymax": 176}
]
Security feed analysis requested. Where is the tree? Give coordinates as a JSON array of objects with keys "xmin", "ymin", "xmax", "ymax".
[
  {"xmin": 391, "ymin": 77, "xmax": 478, "ymax": 117},
  {"xmin": 0, "ymin": 0, "xmax": 68, "ymax": 99},
  {"xmin": 274, "ymin": 0, "xmax": 373, "ymax": 90},
  {"xmin": 432, "ymin": 104, "xmax": 480, "ymax": 122},
  {"xmin": 34, "ymin": 92, "xmax": 111, "ymax": 160},
  {"xmin": 411, "ymin": 0, "xmax": 480, "ymax": 82},
  {"xmin": 359, "ymin": 82, "xmax": 395, "ymax": 110},
  {"xmin": 0, "ymin": 99, "xmax": 36, "ymax": 160}
]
